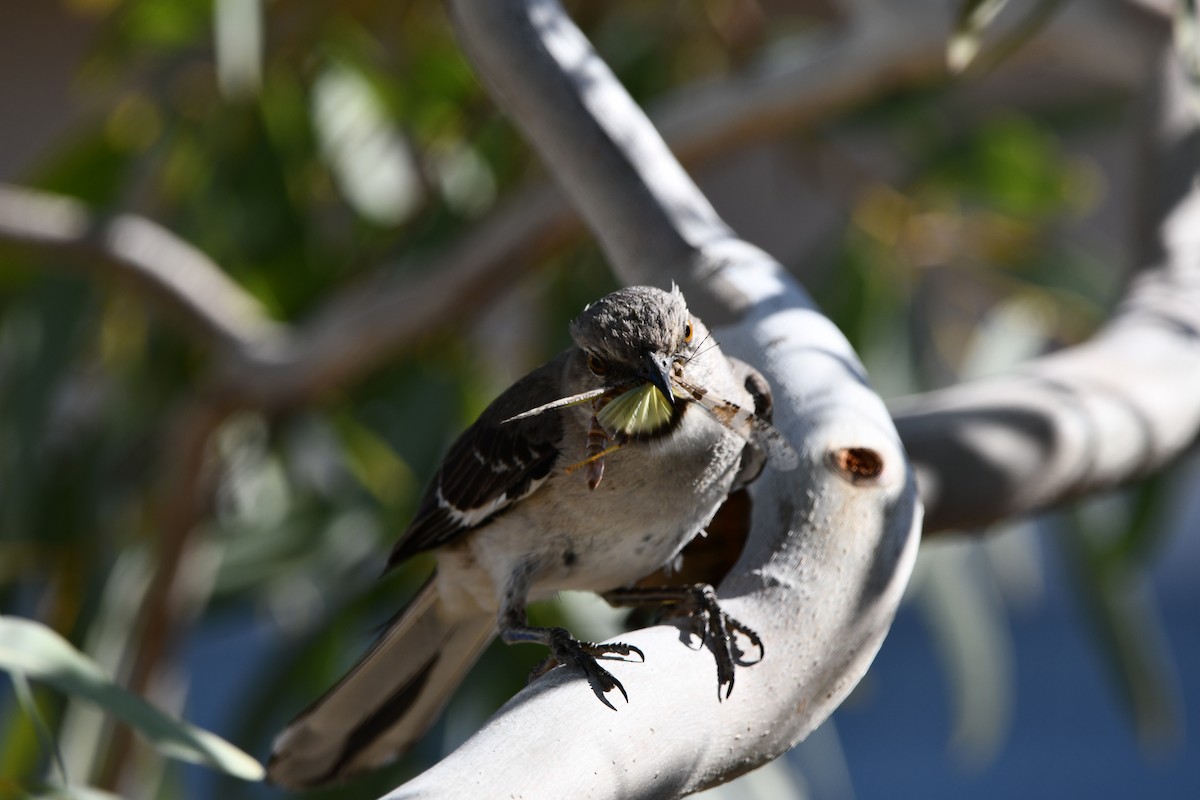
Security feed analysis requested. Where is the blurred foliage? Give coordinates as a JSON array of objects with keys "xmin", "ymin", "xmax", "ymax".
[
  {"xmin": 948, "ymin": 0, "xmax": 1068, "ymax": 75},
  {"xmin": 0, "ymin": 1, "xmax": 1188, "ymax": 799},
  {"xmin": 1176, "ymin": 0, "xmax": 1200, "ymax": 113},
  {"xmin": 0, "ymin": 616, "xmax": 263, "ymax": 783}
]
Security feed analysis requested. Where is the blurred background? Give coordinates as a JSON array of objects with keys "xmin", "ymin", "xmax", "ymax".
[{"xmin": 0, "ymin": 0, "xmax": 1197, "ymax": 798}]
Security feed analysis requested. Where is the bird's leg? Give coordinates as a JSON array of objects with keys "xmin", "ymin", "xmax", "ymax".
[
  {"xmin": 497, "ymin": 569, "xmax": 644, "ymax": 709},
  {"xmin": 603, "ymin": 584, "xmax": 764, "ymax": 700}
]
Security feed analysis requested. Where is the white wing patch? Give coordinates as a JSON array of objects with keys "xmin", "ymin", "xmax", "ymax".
[{"xmin": 435, "ymin": 474, "xmax": 550, "ymax": 527}]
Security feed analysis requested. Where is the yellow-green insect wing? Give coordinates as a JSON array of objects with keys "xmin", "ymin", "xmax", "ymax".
[{"xmin": 596, "ymin": 383, "xmax": 674, "ymax": 436}]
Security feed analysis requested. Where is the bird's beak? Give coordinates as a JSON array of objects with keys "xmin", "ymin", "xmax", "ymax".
[{"xmin": 641, "ymin": 351, "xmax": 676, "ymax": 406}]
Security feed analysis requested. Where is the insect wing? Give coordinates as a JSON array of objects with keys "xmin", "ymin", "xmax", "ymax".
[
  {"xmin": 673, "ymin": 377, "xmax": 799, "ymax": 470},
  {"xmin": 502, "ymin": 386, "xmax": 609, "ymax": 424},
  {"xmin": 596, "ymin": 383, "xmax": 674, "ymax": 436}
]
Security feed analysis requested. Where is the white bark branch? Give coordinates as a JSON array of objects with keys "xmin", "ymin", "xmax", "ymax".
[
  {"xmin": 896, "ymin": 49, "xmax": 1200, "ymax": 533},
  {"xmin": 386, "ymin": 1, "xmax": 923, "ymax": 797},
  {"xmin": 3, "ymin": 4, "xmax": 1194, "ymax": 790},
  {"xmin": 2, "ymin": 3, "xmax": 1161, "ymax": 411}
]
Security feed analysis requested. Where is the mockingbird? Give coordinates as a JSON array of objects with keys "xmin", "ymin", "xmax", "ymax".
[{"xmin": 268, "ymin": 284, "xmax": 795, "ymax": 788}]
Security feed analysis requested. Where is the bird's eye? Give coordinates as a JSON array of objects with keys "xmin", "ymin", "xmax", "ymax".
[
  {"xmin": 684, "ymin": 320, "xmax": 694, "ymax": 343},
  {"xmin": 587, "ymin": 353, "xmax": 607, "ymax": 376}
]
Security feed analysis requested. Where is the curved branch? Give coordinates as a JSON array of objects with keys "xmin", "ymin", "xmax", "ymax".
[
  {"xmin": 271, "ymin": 0, "xmax": 1160, "ymax": 401},
  {"xmin": 0, "ymin": 184, "xmax": 282, "ymax": 352},
  {"xmin": 2, "ymin": 4, "xmax": 1191, "ymax": 789},
  {"xmin": 214, "ymin": 184, "xmax": 577, "ymax": 408},
  {"xmin": 387, "ymin": 1, "xmax": 922, "ymax": 797},
  {"xmin": 2, "ymin": 2, "xmax": 1156, "ymax": 409},
  {"xmin": 895, "ymin": 51, "xmax": 1200, "ymax": 534}
]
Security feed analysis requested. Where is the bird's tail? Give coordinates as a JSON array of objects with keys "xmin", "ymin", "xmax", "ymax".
[{"xmin": 267, "ymin": 577, "xmax": 496, "ymax": 789}]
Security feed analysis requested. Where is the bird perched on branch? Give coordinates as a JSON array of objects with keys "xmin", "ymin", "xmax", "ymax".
[{"xmin": 268, "ymin": 284, "xmax": 796, "ymax": 788}]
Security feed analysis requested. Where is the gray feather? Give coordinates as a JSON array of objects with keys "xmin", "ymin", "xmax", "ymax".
[{"xmin": 267, "ymin": 579, "xmax": 495, "ymax": 788}]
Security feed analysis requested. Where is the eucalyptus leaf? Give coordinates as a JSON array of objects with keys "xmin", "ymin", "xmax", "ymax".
[
  {"xmin": 0, "ymin": 616, "xmax": 264, "ymax": 782},
  {"xmin": 1175, "ymin": 0, "xmax": 1200, "ymax": 117},
  {"xmin": 1065, "ymin": 502, "xmax": 1182, "ymax": 746},
  {"xmin": 312, "ymin": 60, "xmax": 424, "ymax": 226},
  {"xmin": 31, "ymin": 786, "xmax": 126, "ymax": 800},
  {"xmin": 12, "ymin": 670, "xmax": 67, "ymax": 782},
  {"xmin": 949, "ymin": 0, "xmax": 1067, "ymax": 74},
  {"xmin": 949, "ymin": 0, "xmax": 1010, "ymax": 73}
]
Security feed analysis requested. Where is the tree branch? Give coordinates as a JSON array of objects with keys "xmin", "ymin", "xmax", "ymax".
[
  {"xmin": 0, "ymin": 1, "xmax": 1190, "ymax": 791},
  {"xmin": 385, "ymin": 1, "xmax": 1195, "ymax": 796},
  {"xmin": 385, "ymin": 1, "xmax": 922, "ymax": 797},
  {"xmin": 213, "ymin": 184, "xmax": 577, "ymax": 408},
  {"xmin": 0, "ymin": 184, "xmax": 282, "ymax": 352},
  {"xmin": 2, "ymin": 2, "xmax": 1161, "ymax": 409},
  {"xmin": 896, "ymin": 49, "xmax": 1200, "ymax": 534}
]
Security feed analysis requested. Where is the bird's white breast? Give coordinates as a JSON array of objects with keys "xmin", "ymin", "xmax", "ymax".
[{"xmin": 436, "ymin": 409, "xmax": 744, "ymax": 619}]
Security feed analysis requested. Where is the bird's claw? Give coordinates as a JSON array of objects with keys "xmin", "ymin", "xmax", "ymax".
[
  {"xmin": 673, "ymin": 585, "xmax": 764, "ymax": 700},
  {"xmin": 528, "ymin": 627, "xmax": 644, "ymax": 709}
]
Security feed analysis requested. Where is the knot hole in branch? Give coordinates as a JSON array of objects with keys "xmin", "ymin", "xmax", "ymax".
[{"xmin": 828, "ymin": 447, "xmax": 884, "ymax": 485}]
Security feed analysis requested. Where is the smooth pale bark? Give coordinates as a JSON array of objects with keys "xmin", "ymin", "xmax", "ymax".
[
  {"xmin": 895, "ymin": 49, "xmax": 1200, "ymax": 533},
  {"xmin": 384, "ymin": 1, "xmax": 923, "ymax": 797},
  {"xmin": 387, "ymin": 1, "xmax": 1200, "ymax": 796},
  {"xmin": 1, "ymin": 0, "xmax": 1193, "ymax": 793}
]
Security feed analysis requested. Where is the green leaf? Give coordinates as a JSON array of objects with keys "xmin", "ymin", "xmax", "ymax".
[
  {"xmin": 312, "ymin": 59, "xmax": 425, "ymax": 226},
  {"xmin": 1064, "ymin": 499, "xmax": 1182, "ymax": 746},
  {"xmin": 1174, "ymin": 0, "xmax": 1200, "ymax": 117},
  {"xmin": 31, "ymin": 786, "xmax": 125, "ymax": 800},
  {"xmin": 949, "ymin": 0, "xmax": 1067, "ymax": 75},
  {"xmin": 949, "ymin": 0, "xmax": 1010, "ymax": 73},
  {"xmin": 0, "ymin": 616, "xmax": 265, "ymax": 782},
  {"xmin": 12, "ymin": 670, "xmax": 67, "ymax": 782}
]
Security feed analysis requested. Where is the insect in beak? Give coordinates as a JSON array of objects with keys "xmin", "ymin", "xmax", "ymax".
[{"xmin": 641, "ymin": 351, "xmax": 676, "ymax": 406}]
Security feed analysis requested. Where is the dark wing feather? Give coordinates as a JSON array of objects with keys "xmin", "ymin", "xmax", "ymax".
[{"xmin": 387, "ymin": 353, "xmax": 568, "ymax": 568}]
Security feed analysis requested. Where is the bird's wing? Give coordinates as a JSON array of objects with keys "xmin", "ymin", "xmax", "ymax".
[{"xmin": 387, "ymin": 353, "xmax": 568, "ymax": 567}]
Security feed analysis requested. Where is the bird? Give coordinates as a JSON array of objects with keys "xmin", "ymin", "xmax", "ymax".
[{"xmin": 267, "ymin": 284, "xmax": 795, "ymax": 788}]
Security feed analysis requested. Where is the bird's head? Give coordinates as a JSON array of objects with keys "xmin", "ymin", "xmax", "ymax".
[{"xmin": 569, "ymin": 285, "xmax": 701, "ymax": 436}]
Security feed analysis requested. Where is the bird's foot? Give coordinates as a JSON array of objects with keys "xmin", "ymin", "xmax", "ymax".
[
  {"xmin": 676, "ymin": 584, "xmax": 763, "ymax": 699},
  {"xmin": 604, "ymin": 584, "xmax": 763, "ymax": 700},
  {"xmin": 528, "ymin": 627, "xmax": 645, "ymax": 710}
]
